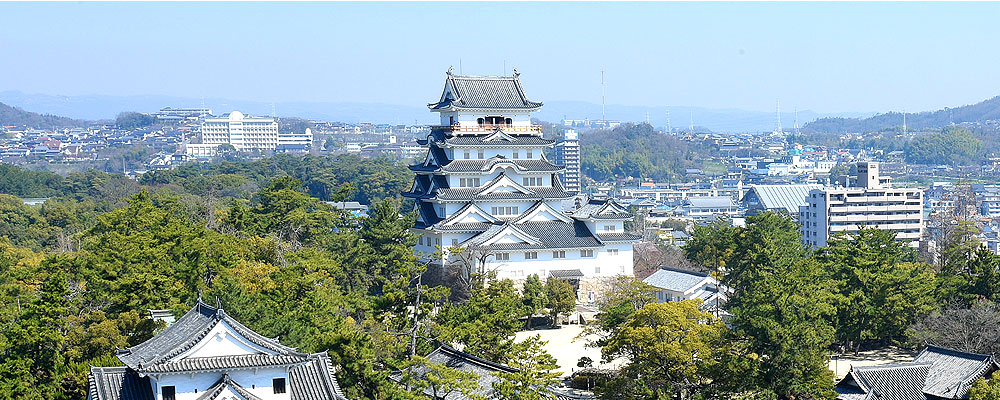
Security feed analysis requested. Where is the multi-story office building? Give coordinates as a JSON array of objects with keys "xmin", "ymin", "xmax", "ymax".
[
  {"xmin": 405, "ymin": 69, "xmax": 640, "ymax": 282},
  {"xmin": 800, "ymin": 162, "xmax": 923, "ymax": 248},
  {"xmin": 553, "ymin": 129, "xmax": 581, "ymax": 194}
]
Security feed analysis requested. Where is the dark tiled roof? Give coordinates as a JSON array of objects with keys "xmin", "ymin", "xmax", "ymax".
[
  {"xmin": 390, "ymin": 345, "xmax": 516, "ymax": 400},
  {"xmin": 549, "ymin": 269, "xmax": 585, "ymax": 278},
  {"xmin": 596, "ymin": 232, "xmax": 643, "ymax": 243},
  {"xmin": 194, "ymin": 374, "xmax": 263, "ymax": 400},
  {"xmin": 87, "ymin": 367, "xmax": 154, "ymax": 400},
  {"xmin": 914, "ymin": 345, "xmax": 997, "ymax": 399},
  {"xmin": 116, "ymin": 300, "xmax": 303, "ymax": 371},
  {"xmin": 433, "ymin": 181, "xmax": 572, "ymax": 201},
  {"xmin": 836, "ymin": 363, "xmax": 930, "ymax": 400},
  {"xmin": 441, "ymin": 158, "xmax": 563, "ymax": 173},
  {"xmin": 428, "ymin": 73, "xmax": 543, "ymax": 111},
  {"xmin": 289, "ymin": 353, "xmax": 349, "ymax": 400},
  {"xmin": 139, "ymin": 354, "xmax": 306, "ymax": 373},
  {"xmin": 467, "ymin": 221, "xmax": 602, "ymax": 251},
  {"xmin": 833, "ymin": 346, "xmax": 999, "ymax": 400},
  {"xmin": 571, "ymin": 199, "xmax": 632, "ymax": 220},
  {"xmin": 444, "ymin": 135, "xmax": 554, "ymax": 146}
]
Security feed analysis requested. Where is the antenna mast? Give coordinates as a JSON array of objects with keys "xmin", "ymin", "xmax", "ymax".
[
  {"xmin": 689, "ymin": 112, "xmax": 694, "ymax": 132},
  {"xmin": 646, "ymin": 111, "xmax": 650, "ymax": 125},
  {"xmin": 666, "ymin": 110, "xmax": 671, "ymax": 133},
  {"xmin": 794, "ymin": 107, "xmax": 800, "ymax": 134},
  {"xmin": 776, "ymin": 100, "xmax": 782, "ymax": 134},
  {"xmin": 903, "ymin": 109, "xmax": 907, "ymax": 134},
  {"xmin": 601, "ymin": 69, "xmax": 607, "ymax": 129}
]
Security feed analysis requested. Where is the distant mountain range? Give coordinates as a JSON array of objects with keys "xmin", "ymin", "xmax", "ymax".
[
  {"xmin": 0, "ymin": 101, "xmax": 87, "ymax": 129},
  {"xmin": 803, "ymin": 95, "xmax": 1000, "ymax": 134},
  {"xmin": 0, "ymin": 91, "xmax": 873, "ymax": 133}
]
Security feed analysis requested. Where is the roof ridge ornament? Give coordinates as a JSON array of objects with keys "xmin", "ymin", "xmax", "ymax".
[
  {"xmin": 447, "ymin": 66, "xmax": 454, "ymax": 76},
  {"xmin": 513, "ymin": 67, "xmax": 519, "ymax": 77}
]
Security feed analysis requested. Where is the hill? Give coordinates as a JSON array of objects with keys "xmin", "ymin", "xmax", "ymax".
[
  {"xmin": 804, "ymin": 95, "xmax": 1000, "ymax": 134},
  {"xmin": 580, "ymin": 123, "xmax": 717, "ymax": 182},
  {"xmin": 0, "ymin": 101, "xmax": 87, "ymax": 129},
  {"xmin": 0, "ymin": 91, "xmax": 872, "ymax": 133}
]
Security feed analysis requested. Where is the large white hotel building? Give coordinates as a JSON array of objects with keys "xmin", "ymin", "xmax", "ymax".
[
  {"xmin": 406, "ymin": 69, "xmax": 640, "ymax": 282},
  {"xmin": 800, "ymin": 162, "xmax": 924, "ymax": 248},
  {"xmin": 186, "ymin": 111, "xmax": 311, "ymax": 157}
]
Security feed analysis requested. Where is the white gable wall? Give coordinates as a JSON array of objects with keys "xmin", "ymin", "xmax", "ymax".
[{"xmin": 174, "ymin": 320, "xmax": 275, "ymax": 360}]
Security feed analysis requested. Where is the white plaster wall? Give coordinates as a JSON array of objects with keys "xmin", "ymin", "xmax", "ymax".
[
  {"xmin": 487, "ymin": 243, "xmax": 634, "ymax": 280},
  {"xmin": 153, "ymin": 367, "xmax": 289, "ymax": 400}
]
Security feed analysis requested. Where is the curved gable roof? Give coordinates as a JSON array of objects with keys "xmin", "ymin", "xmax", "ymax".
[{"xmin": 428, "ymin": 71, "xmax": 543, "ymax": 111}]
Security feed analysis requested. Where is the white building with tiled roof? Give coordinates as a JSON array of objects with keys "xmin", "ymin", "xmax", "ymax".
[
  {"xmin": 87, "ymin": 299, "xmax": 347, "ymax": 400},
  {"xmin": 406, "ymin": 69, "xmax": 640, "ymax": 282}
]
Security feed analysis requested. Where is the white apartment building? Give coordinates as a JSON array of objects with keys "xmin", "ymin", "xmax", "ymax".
[
  {"xmin": 186, "ymin": 111, "xmax": 311, "ymax": 157},
  {"xmin": 406, "ymin": 69, "xmax": 641, "ymax": 282},
  {"xmin": 800, "ymin": 162, "xmax": 923, "ymax": 248},
  {"xmin": 553, "ymin": 129, "xmax": 581, "ymax": 194}
]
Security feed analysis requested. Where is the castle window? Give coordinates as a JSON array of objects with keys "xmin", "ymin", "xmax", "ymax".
[
  {"xmin": 525, "ymin": 251, "xmax": 538, "ymax": 260},
  {"xmin": 496, "ymin": 252, "xmax": 510, "ymax": 261},
  {"xmin": 581, "ymin": 249, "xmax": 594, "ymax": 257},
  {"xmin": 513, "ymin": 151, "xmax": 519, "ymax": 159},
  {"xmin": 526, "ymin": 150, "xmax": 533, "ymax": 158},
  {"xmin": 484, "ymin": 116, "xmax": 507, "ymax": 125},
  {"xmin": 163, "ymin": 387, "xmax": 176, "ymax": 400},
  {"xmin": 553, "ymin": 250, "xmax": 566, "ymax": 259},
  {"xmin": 273, "ymin": 378, "xmax": 286, "ymax": 394},
  {"xmin": 478, "ymin": 150, "xmax": 484, "ymax": 159},
  {"xmin": 477, "ymin": 118, "xmax": 485, "ymax": 125}
]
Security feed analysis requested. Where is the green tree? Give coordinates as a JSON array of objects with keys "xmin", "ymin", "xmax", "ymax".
[
  {"xmin": 435, "ymin": 279, "xmax": 524, "ymax": 362},
  {"xmin": 599, "ymin": 300, "xmax": 727, "ymax": 400},
  {"xmin": 544, "ymin": 278, "xmax": 576, "ymax": 326},
  {"xmin": 821, "ymin": 227, "xmax": 937, "ymax": 349},
  {"xmin": 714, "ymin": 212, "xmax": 838, "ymax": 400},
  {"xmin": 970, "ymin": 371, "xmax": 1000, "ymax": 400},
  {"xmin": 492, "ymin": 335, "xmax": 561, "ymax": 400},
  {"xmin": 521, "ymin": 274, "xmax": 545, "ymax": 329},
  {"xmin": 398, "ymin": 355, "xmax": 482, "ymax": 400},
  {"xmin": 591, "ymin": 276, "xmax": 656, "ymax": 345}
]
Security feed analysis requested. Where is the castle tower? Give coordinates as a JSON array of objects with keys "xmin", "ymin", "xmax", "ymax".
[{"xmin": 405, "ymin": 68, "xmax": 640, "ymax": 282}]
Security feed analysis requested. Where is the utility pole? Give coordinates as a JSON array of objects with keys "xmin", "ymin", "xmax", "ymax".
[{"xmin": 903, "ymin": 109, "xmax": 907, "ymax": 134}]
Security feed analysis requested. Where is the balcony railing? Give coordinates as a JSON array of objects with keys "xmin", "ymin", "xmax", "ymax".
[{"xmin": 435, "ymin": 124, "xmax": 543, "ymax": 134}]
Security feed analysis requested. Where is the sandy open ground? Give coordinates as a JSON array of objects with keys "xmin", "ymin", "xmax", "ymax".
[
  {"xmin": 828, "ymin": 347, "xmax": 917, "ymax": 379},
  {"xmin": 514, "ymin": 324, "xmax": 626, "ymax": 377}
]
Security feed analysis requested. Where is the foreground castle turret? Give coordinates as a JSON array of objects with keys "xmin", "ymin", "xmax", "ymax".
[{"xmin": 405, "ymin": 68, "xmax": 640, "ymax": 283}]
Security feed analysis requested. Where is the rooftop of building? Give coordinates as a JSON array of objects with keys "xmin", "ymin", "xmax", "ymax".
[{"xmin": 428, "ymin": 68, "xmax": 543, "ymax": 112}]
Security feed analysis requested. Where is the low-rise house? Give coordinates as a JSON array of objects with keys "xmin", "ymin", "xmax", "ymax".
[
  {"xmin": 835, "ymin": 345, "xmax": 999, "ymax": 400},
  {"xmin": 642, "ymin": 267, "xmax": 724, "ymax": 312}
]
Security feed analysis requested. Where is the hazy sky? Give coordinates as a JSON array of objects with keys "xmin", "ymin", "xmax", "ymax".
[{"xmin": 2, "ymin": 2, "xmax": 999, "ymax": 114}]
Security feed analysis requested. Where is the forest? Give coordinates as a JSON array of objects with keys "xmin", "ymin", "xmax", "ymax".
[
  {"xmin": 580, "ymin": 123, "xmax": 715, "ymax": 182},
  {"xmin": 2, "ymin": 157, "xmax": 1000, "ymax": 400}
]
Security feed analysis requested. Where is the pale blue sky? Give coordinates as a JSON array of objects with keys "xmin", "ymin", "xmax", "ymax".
[{"xmin": 2, "ymin": 2, "xmax": 999, "ymax": 114}]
